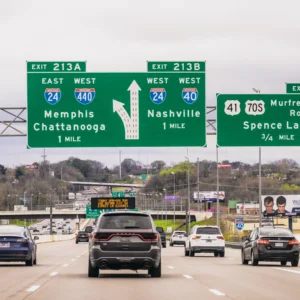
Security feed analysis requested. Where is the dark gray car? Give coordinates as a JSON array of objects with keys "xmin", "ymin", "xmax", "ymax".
[{"xmin": 88, "ymin": 211, "xmax": 161, "ymax": 278}]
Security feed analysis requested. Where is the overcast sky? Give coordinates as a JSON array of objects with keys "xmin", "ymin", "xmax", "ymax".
[{"xmin": 1, "ymin": 0, "xmax": 300, "ymax": 168}]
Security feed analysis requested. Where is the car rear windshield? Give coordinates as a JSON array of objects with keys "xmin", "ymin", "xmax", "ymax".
[
  {"xmin": 196, "ymin": 227, "xmax": 221, "ymax": 235},
  {"xmin": 99, "ymin": 214, "xmax": 152, "ymax": 229},
  {"xmin": 260, "ymin": 228, "xmax": 293, "ymax": 237},
  {"xmin": 0, "ymin": 226, "xmax": 23, "ymax": 235},
  {"xmin": 174, "ymin": 232, "xmax": 187, "ymax": 236}
]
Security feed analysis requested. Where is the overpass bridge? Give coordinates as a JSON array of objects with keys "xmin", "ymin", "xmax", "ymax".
[
  {"xmin": 68, "ymin": 181, "xmax": 145, "ymax": 188},
  {"xmin": 0, "ymin": 210, "xmax": 212, "ymax": 222}
]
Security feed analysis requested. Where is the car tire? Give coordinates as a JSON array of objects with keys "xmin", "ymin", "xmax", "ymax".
[
  {"xmin": 241, "ymin": 251, "xmax": 249, "ymax": 265},
  {"xmin": 251, "ymin": 251, "xmax": 259, "ymax": 266},
  {"xmin": 163, "ymin": 243, "xmax": 166, "ymax": 248},
  {"xmin": 88, "ymin": 258, "xmax": 99, "ymax": 278},
  {"xmin": 291, "ymin": 260, "xmax": 299, "ymax": 267},
  {"xmin": 219, "ymin": 251, "xmax": 225, "ymax": 257},
  {"xmin": 149, "ymin": 260, "xmax": 161, "ymax": 278},
  {"xmin": 25, "ymin": 256, "xmax": 33, "ymax": 266},
  {"xmin": 184, "ymin": 247, "xmax": 189, "ymax": 257},
  {"xmin": 280, "ymin": 261, "xmax": 287, "ymax": 266},
  {"xmin": 214, "ymin": 252, "xmax": 218, "ymax": 257},
  {"xmin": 33, "ymin": 254, "xmax": 37, "ymax": 265},
  {"xmin": 76, "ymin": 240, "xmax": 78, "ymax": 244},
  {"xmin": 170, "ymin": 242, "xmax": 173, "ymax": 247}
]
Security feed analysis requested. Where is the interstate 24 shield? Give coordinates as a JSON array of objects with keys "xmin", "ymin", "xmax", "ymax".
[
  {"xmin": 74, "ymin": 88, "xmax": 96, "ymax": 105},
  {"xmin": 44, "ymin": 88, "xmax": 61, "ymax": 105},
  {"xmin": 149, "ymin": 88, "xmax": 167, "ymax": 105}
]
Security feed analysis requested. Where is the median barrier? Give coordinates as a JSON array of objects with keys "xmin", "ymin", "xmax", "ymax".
[{"xmin": 225, "ymin": 242, "xmax": 243, "ymax": 249}]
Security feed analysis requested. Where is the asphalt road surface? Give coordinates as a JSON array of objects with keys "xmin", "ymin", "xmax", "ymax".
[{"xmin": 1, "ymin": 241, "xmax": 300, "ymax": 300}]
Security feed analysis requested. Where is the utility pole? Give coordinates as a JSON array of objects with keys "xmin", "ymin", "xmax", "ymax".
[
  {"xmin": 197, "ymin": 157, "xmax": 200, "ymax": 212},
  {"xmin": 119, "ymin": 150, "xmax": 122, "ymax": 180},
  {"xmin": 49, "ymin": 189, "xmax": 53, "ymax": 235}
]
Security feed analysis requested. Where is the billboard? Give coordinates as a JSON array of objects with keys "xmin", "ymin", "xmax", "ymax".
[
  {"xmin": 164, "ymin": 195, "xmax": 181, "ymax": 201},
  {"xmin": 262, "ymin": 195, "xmax": 300, "ymax": 217},
  {"xmin": 236, "ymin": 203, "xmax": 259, "ymax": 215},
  {"xmin": 193, "ymin": 191, "xmax": 225, "ymax": 202}
]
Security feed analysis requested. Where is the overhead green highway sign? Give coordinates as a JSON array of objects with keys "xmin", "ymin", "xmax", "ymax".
[
  {"xmin": 217, "ymin": 94, "xmax": 300, "ymax": 147},
  {"xmin": 27, "ymin": 72, "xmax": 206, "ymax": 148},
  {"xmin": 147, "ymin": 61, "xmax": 206, "ymax": 72},
  {"xmin": 286, "ymin": 83, "xmax": 300, "ymax": 94},
  {"xmin": 27, "ymin": 61, "xmax": 86, "ymax": 72}
]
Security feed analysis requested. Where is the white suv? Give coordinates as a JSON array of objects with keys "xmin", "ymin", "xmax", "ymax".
[
  {"xmin": 170, "ymin": 231, "xmax": 188, "ymax": 246},
  {"xmin": 184, "ymin": 225, "xmax": 225, "ymax": 257}
]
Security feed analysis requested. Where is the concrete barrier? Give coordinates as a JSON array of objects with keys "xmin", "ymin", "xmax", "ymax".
[{"xmin": 225, "ymin": 242, "xmax": 243, "ymax": 249}]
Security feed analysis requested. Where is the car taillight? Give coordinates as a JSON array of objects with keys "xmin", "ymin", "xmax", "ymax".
[
  {"xmin": 192, "ymin": 235, "xmax": 201, "ymax": 239},
  {"xmin": 257, "ymin": 239, "xmax": 270, "ymax": 245},
  {"xmin": 288, "ymin": 239, "xmax": 299, "ymax": 245},
  {"xmin": 151, "ymin": 233, "xmax": 159, "ymax": 245},
  {"xmin": 217, "ymin": 236, "xmax": 224, "ymax": 240}
]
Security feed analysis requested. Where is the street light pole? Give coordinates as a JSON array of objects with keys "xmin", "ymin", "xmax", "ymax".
[
  {"xmin": 197, "ymin": 157, "xmax": 200, "ymax": 212},
  {"xmin": 171, "ymin": 172, "xmax": 175, "ymax": 229},
  {"xmin": 49, "ymin": 189, "xmax": 53, "ymax": 235}
]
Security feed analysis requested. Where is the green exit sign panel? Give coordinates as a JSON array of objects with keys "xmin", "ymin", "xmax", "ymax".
[
  {"xmin": 147, "ymin": 61, "xmax": 205, "ymax": 72},
  {"xmin": 27, "ymin": 61, "xmax": 86, "ymax": 72},
  {"xmin": 286, "ymin": 83, "xmax": 300, "ymax": 93},
  {"xmin": 217, "ymin": 94, "xmax": 300, "ymax": 147},
  {"xmin": 86, "ymin": 204, "xmax": 101, "ymax": 219},
  {"xmin": 27, "ymin": 72, "xmax": 206, "ymax": 148}
]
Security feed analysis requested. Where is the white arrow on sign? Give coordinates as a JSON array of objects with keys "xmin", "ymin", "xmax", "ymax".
[{"xmin": 113, "ymin": 80, "xmax": 141, "ymax": 140}]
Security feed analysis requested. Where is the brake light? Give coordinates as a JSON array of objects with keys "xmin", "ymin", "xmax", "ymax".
[
  {"xmin": 288, "ymin": 239, "xmax": 299, "ymax": 245},
  {"xmin": 192, "ymin": 235, "xmax": 201, "ymax": 239},
  {"xmin": 257, "ymin": 239, "xmax": 270, "ymax": 245},
  {"xmin": 217, "ymin": 236, "xmax": 224, "ymax": 240}
]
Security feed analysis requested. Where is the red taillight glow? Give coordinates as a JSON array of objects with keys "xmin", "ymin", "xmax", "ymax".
[
  {"xmin": 92, "ymin": 233, "xmax": 159, "ymax": 242},
  {"xmin": 257, "ymin": 239, "xmax": 270, "ymax": 245},
  {"xmin": 217, "ymin": 236, "xmax": 224, "ymax": 240},
  {"xmin": 288, "ymin": 239, "xmax": 299, "ymax": 245},
  {"xmin": 16, "ymin": 238, "xmax": 29, "ymax": 243},
  {"xmin": 192, "ymin": 235, "xmax": 201, "ymax": 240}
]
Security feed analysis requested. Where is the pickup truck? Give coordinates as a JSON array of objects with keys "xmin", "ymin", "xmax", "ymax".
[{"xmin": 156, "ymin": 226, "xmax": 167, "ymax": 248}]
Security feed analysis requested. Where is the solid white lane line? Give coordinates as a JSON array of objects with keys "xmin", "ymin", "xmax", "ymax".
[
  {"xmin": 26, "ymin": 286, "xmax": 40, "ymax": 292},
  {"xmin": 62, "ymin": 264, "xmax": 69, "ymax": 267},
  {"xmin": 49, "ymin": 272, "xmax": 58, "ymax": 277},
  {"xmin": 183, "ymin": 275, "xmax": 193, "ymax": 279},
  {"xmin": 168, "ymin": 266, "xmax": 175, "ymax": 269},
  {"xmin": 227, "ymin": 258, "xmax": 235, "ymax": 260},
  {"xmin": 273, "ymin": 267, "xmax": 300, "ymax": 275},
  {"xmin": 209, "ymin": 289, "xmax": 225, "ymax": 296}
]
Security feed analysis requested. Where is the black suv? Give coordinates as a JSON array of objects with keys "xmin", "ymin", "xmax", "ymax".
[
  {"xmin": 156, "ymin": 227, "xmax": 166, "ymax": 248},
  {"xmin": 88, "ymin": 211, "xmax": 162, "ymax": 278},
  {"xmin": 241, "ymin": 226, "xmax": 299, "ymax": 266}
]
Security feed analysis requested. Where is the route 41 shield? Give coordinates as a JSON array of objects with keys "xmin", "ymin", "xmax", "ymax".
[
  {"xmin": 74, "ymin": 88, "xmax": 96, "ymax": 105},
  {"xmin": 235, "ymin": 218, "xmax": 244, "ymax": 231}
]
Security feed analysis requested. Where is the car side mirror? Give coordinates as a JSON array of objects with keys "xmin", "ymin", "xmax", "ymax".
[
  {"xmin": 242, "ymin": 236, "xmax": 249, "ymax": 241},
  {"xmin": 156, "ymin": 226, "xmax": 164, "ymax": 233},
  {"xmin": 34, "ymin": 236, "xmax": 39, "ymax": 240}
]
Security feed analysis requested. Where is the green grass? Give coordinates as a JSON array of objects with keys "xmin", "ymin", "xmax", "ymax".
[
  {"xmin": 189, "ymin": 216, "xmax": 217, "ymax": 228},
  {"xmin": 9, "ymin": 220, "xmax": 39, "ymax": 227}
]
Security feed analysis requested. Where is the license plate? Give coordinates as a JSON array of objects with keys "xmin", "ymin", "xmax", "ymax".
[
  {"xmin": 275, "ymin": 243, "xmax": 283, "ymax": 247},
  {"xmin": 121, "ymin": 237, "xmax": 131, "ymax": 242},
  {"xmin": 179, "ymin": 236, "xmax": 182, "ymax": 239},
  {"xmin": 206, "ymin": 240, "xmax": 212, "ymax": 243},
  {"xmin": 0, "ymin": 242, "xmax": 10, "ymax": 248}
]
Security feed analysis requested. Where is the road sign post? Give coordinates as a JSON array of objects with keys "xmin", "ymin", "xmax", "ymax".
[
  {"xmin": 27, "ymin": 71, "xmax": 206, "ymax": 148},
  {"xmin": 217, "ymin": 94, "xmax": 300, "ymax": 146}
]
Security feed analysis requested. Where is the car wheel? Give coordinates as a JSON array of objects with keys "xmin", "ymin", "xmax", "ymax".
[
  {"xmin": 25, "ymin": 256, "xmax": 33, "ymax": 266},
  {"xmin": 241, "ymin": 251, "xmax": 249, "ymax": 265},
  {"xmin": 170, "ymin": 242, "xmax": 173, "ymax": 247},
  {"xmin": 149, "ymin": 260, "xmax": 161, "ymax": 278},
  {"xmin": 219, "ymin": 252, "xmax": 225, "ymax": 257},
  {"xmin": 214, "ymin": 252, "xmax": 218, "ymax": 257},
  {"xmin": 163, "ymin": 243, "xmax": 166, "ymax": 248},
  {"xmin": 291, "ymin": 260, "xmax": 299, "ymax": 267},
  {"xmin": 76, "ymin": 240, "xmax": 78, "ymax": 244},
  {"xmin": 184, "ymin": 247, "xmax": 189, "ymax": 257},
  {"xmin": 88, "ymin": 257, "xmax": 99, "ymax": 278},
  {"xmin": 251, "ymin": 251, "xmax": 258, "ymax": 266},
  {"xmin": 280, "ymin": 261, "xmax": 287, "ymax": 266},
  {"xmin": 33, "ymin": 254, "xmax": 37, "ymax": 265}
]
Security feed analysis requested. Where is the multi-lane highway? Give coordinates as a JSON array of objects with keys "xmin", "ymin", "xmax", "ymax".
[{"xmin": 1, "ymin": 239, "xmax": 299, "ymax": 300}]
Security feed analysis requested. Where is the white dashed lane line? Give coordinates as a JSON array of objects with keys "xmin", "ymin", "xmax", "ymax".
[
  {"xmin": 26, "ymin": 286, "xmax": 40, "ymax": 292},
  {"xmin": 273, "ymin": 267, "xmax": 300, "ymax": 275},
  {"xmin": 62, "ymin": 264, "xmax": 69, "ymax": 267},
  {"xmin": 209, "ymin": 289, "xmax": 225, "ymax": 296},
  {"xmin": 49, "ymin": 272, "xmax": 58, "ymax": 277},
  {"xmin": 168, "ymin": 266, "xmax": 175, "ymax": 269},
  {"xmin": 70, "ymin": 259, "xmax": 76, "ymax": 262},
  {"xmin": 183, "ymin": 275, "xmax": 193, "ymax": 279}
]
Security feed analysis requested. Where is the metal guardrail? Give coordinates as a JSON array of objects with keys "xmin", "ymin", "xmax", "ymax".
[{"xmin": 225, "ymin": 242, "xmax": 243, "ymax": 249}]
